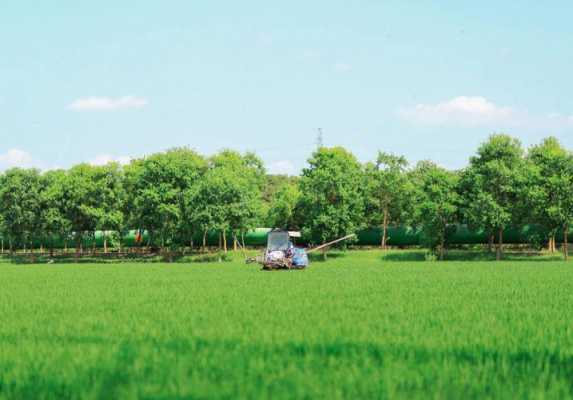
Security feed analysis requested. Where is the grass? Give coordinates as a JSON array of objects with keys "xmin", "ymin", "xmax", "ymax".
[{"xmin": 1, "ymin": 250, "xmax": 572, "ymax": 399}]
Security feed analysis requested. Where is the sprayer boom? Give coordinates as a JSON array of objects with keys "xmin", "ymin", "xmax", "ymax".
[{"xmin": 306, "ymin": 234, "xmax": 356, "ymax": 254}]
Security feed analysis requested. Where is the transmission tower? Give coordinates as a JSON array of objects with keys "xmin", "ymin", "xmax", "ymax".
[{"xmin": 316, "ymin": 128, "xmax": 324, "ymax": 149}]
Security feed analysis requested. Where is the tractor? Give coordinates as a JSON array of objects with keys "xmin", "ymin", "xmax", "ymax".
[{"xmin": 247, "ymin": 229, "xmax": 355, "ymax": 270}]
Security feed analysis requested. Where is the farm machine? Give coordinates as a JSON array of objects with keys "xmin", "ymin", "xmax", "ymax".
[{"xmin": 246, "ymin": 229, "xmax": 355, "ymax": 270}]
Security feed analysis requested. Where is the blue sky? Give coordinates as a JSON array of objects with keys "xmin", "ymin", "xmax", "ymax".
[{"xmin": 1, "ymin": 1, "xmax": 572, "ymax": 173}]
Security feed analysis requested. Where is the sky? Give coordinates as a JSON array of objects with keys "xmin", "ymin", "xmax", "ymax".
[{"xmin": 1, "ymin": 1, "xmax": 572, "ymax": 174}]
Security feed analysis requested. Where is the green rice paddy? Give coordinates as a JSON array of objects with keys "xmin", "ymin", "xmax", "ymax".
[{"xmin": 1, "ymin": 251, "xmax": 572, "ymax": 399}]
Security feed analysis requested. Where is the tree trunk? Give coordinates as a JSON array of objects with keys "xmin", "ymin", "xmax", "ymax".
[
  {"xmin": 323, "ymin": 248, "xmax": 327, "ymax": 261},
  {"xmin": 1, "ymin": 238, "xmax": 3, "ymax": 254},
  {"xmin": 233, "ymin": 235, "xmax": 237, "ymax": 252},
  {"xmin": 202, "ymin": 230, "xmax": 207, "ymax": 252},
  {"xmin": 564, "ymin": 226, "xmax": 569, "ymax": 261},
  {"xmin": 551, "ymin": 236, "xmax": 555, "ymax": 253},
  {"xmin": 381, "ymin": 207, "xmax": 388, "ymax": 250},
  {"xmin": 223, "ymin": 230, "xmax": 227, "ymax": 253},
  {"xmin": 488, "ymin": 234, "xmax": 494, "ymax": 253},
  {"xmin": 218, "ymin": 232, "xmax": 223, "ymax": 262},
  {"xmin": 552, "ymin": 236, "xmax": 556, "ymax": 253},
  {"xmin": 240, "ymin": 232, "xmax": 247, "ymax": 258},
  {"xmin": 496, "ymin": 228, "xmax": 503, "ymax": 261},
  {"xmin": 104, "ymin": 235, "xmax": 108, "ymax": 254},
  {"xmin": 31, "ymin": 242, "xmax": 36, "ymax": 264},
  {"xmin": 549, "ymin": 235, "xmax": 556, "ymax": 253},
  {"xmin": 439, "ymin": 235, "xmax": 445, "ymax": 261}
]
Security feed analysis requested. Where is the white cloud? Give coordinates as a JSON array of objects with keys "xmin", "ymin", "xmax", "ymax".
[
  {"xmin": 0, "ymin": 150, "xmax": 134, "ymax": 171},
  {"xmin": 398, "ymin": 96, "xmax": 514, "ymax": 126},
  {"xmin": 334, "ymin": 62, "xmax": 352, "ymax": 73},
  {"xmin": 68, "ymin": 96, "xmax": 148, "ymax": 112},
  {"xmin": 0, "ymin": 149, "xmax": 34, "ymax": 169},
  {"xmin": 399, "ymin": 96, "xmax": 573, "ymax": 130},
  {"xmin": 89, "ymin": 154, "xmax": 132, "ymax": 166},
  {"xmin": 268, "ymin": 160, "xmax": 296, "ymax": 175}
]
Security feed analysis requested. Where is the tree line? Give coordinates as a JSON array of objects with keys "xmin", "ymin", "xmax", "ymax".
[{"xmin": 1, "ymin": 134, "xmax": 573, "ymax": 260}]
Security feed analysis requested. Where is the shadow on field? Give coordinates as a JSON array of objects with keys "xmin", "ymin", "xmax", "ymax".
[
  {"xmin": 1, "ymin": 334, "xmax": 572, "ymax": 398},
  {"xmin": 381, "ymin": 250, "xmax": 567, "ymax": 262},
  {"xmin": 4, "ymin": 333, "xmax": 572, "ymax": 372},
  {"xmin": 308, "ymin": 252, "xmax": 348, "ymax": 263},
  {"xmin": 4, "ymin": 251, "xmax": 239, "ymax": 265}
]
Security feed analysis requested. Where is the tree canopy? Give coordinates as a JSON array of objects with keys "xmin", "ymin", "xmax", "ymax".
[
  {"xmin": 1, "ymin": 136, "xmax": 573, "ymax": 260},
  {"xmin": 459, "ymin": 134, "xmax": 528, "ymax": 260},
  {"xmin": 527, "ymin": 137, "xmax": 573, "ymax": 259},
  {"xmin": 298, "ymin": 147, "xmax": 365, "ymax": 250},
  {"xmin": 412, "ymin": 161, "xmax": 459, "ymax": 260},
  {"xmin": 364, "ymin": 152, "xmax": 413, "ymax": 248}
]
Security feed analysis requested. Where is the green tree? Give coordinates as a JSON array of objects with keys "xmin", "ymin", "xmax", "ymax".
[
  {"xmin": 262, "ymin": 175, "xmax": 299, "ymax": 203},
  {"xmin": 298, "ymin": 147, "xmax": 365, "ymax": 256},
  {"xmin": 220, "ymin": 151, "xmax": 266, "ymax": 244},
  {"xmin": 412, "ymin": 161, "xmax": 459, "ymax": 260},
  {"xmin": 92, "ymin": 163, "xmax": 126, "ymax": 253},
  {"xmin": 40, "ymin": 169, "xmax": 72, "ymax": 255},
  {"xmin": 0, "ymin": 213, "xmax": 5, "ymax": 254},
  {"xmin": 266, "ymin": 181, "xmax": 301, "ymax": 230},
  {"xmin": 527, "ymin": 137, "xmax": 573, "ymax": 260},
  {"xmin": 60, "ymin": 164, "xmax": 102, "ymax": 255},
  {"xmin": 125, "ymin": 148, "xmax": 206, "ymax": 251},
  {"xmin": 0, "ymin": 168, "xmax": 44, "ymax": 253},
  {"xmin": 188, "ymin": 150, "xmax": 265, "ymax": 252},
  {"xmin": 364, "ymin": 152, "xmax": 413, "ymax": 249},
  {"xmin": 459, "ymin": 134, "xmax": 527, "ymax": 260},
  {"xmin": 261, "ymin": 175, "xmax": 299, "ymax": 225}
]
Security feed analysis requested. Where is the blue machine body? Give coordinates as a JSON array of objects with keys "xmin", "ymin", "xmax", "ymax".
[{"xmin": 292, "ymin": 248, "xmax": 309, "ymax": 268}]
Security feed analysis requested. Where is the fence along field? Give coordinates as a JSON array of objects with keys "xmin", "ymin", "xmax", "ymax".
[{"xmin": 1, "ymin": 252, "xmax": 572, "ymax": 399}]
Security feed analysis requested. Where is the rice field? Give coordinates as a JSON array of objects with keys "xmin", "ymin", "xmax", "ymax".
[{"xmin": 1, "ymin": 251, "xmax": 572, "ymax": 399}]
